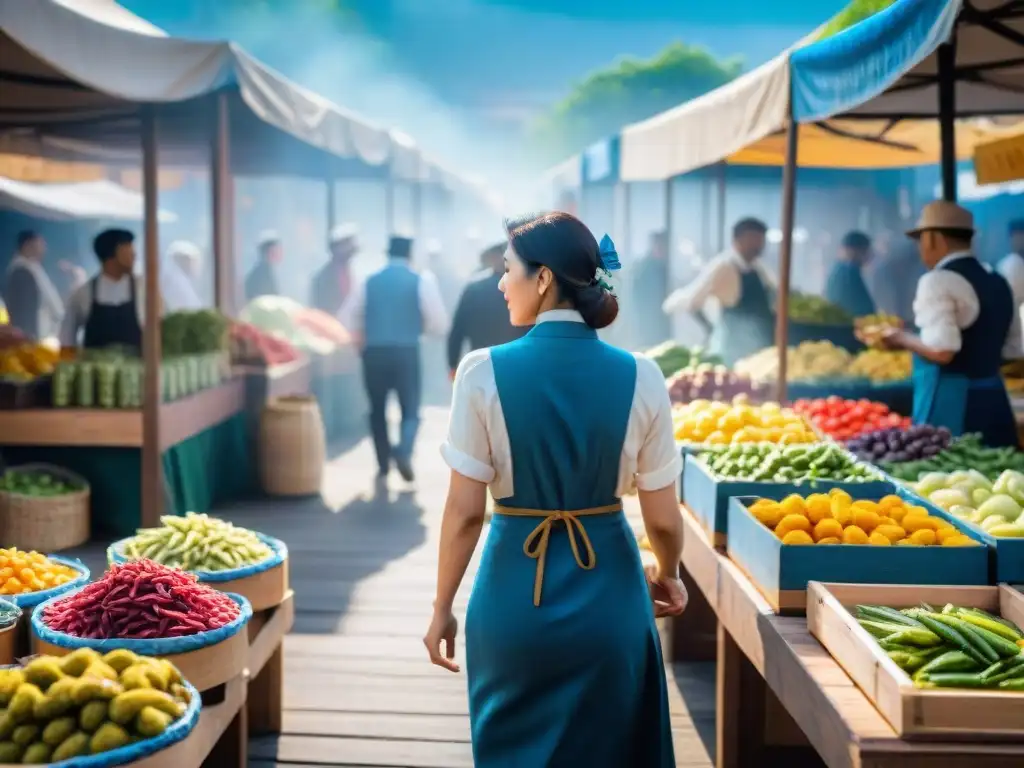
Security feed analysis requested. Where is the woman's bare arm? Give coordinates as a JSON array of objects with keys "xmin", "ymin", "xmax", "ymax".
[
  {"xmin": 434, "ymin": 470, "xmax": 488, "ymax": 612},
  {"xmin": 638, "ymin": 485, "xmax": 683, "ymax": 578}
]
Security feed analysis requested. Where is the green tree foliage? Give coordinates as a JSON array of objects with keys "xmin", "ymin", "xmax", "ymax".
[
  {"xmin": 529, "ymin": 42, "xmax": 743, "ymax": 162},
  {"xmin": 815, "ymin": 0, "xmax": 898, "ymax": 39}
]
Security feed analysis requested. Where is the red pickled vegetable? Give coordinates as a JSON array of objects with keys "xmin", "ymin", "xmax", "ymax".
[{"xmin": 43, "ymin": 560, "xmax": 240, "ymax": 640}]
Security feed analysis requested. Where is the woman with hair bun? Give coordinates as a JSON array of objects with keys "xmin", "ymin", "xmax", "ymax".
[{"xmin": 425, "ymin": 211, "xmax": 686, "ymax": 766}]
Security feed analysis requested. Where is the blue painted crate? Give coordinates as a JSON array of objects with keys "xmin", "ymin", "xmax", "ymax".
[
  {"xmin": 896, "ymin": 487, "xmax": 1016, "ymax": 583},
  {"xmin": 726, "ymin": 496, "xmax": 991, "ymax": 614},
  {"xmin": 682, "ymin": 455, "xmax": 895, "ymax": 543}
]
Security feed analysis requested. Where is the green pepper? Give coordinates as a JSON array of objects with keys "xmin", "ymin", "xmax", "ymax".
[
  {"xmin": 856, "ymin": 605, "xmax": 928, "ymax": 629},
  {"xmin": 914, "ymin": 650, "xmax": 980, "ymax": 679},
  {"xmin": 908, "ymin": 612, "xmax": 988, "ymax": 666},
  {"xmin": 927, "ymin": 614, "xmax": 1001, "ymax": 664},
  {"xmin": 998, "ymin": 678, "xmax": 1024, "ymax": 690},
  {"xmin": 918, "ymin": 672, "xmax": 992, "ymax": 688},
  {"xmin": 954, "ymin": 610, "xmax": 1023, "ymax": 643},
  {"xmin": 881, "ymin": 628, "xmax": 943, "ymax": 648},
  {"xmin": 858, "ymin": 619, "xmax": 920, "ymax": 639}
]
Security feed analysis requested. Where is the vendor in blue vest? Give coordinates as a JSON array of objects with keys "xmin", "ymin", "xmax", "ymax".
[
  {"xmin": 340, "ymin": 235, "xmax": 450, "ymax": 481},
  {"xmin": 881, "ymin": 201, "xmax": 1021, "ymax": 447},
  {"xmin": 825, "ymin": 231, "xmax": 876, "ymax": 318},
  {"xmin": 662, "ymin": 217, "xmax": 775, "ymax": 366}
]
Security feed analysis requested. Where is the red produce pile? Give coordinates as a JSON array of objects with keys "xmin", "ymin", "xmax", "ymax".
[
  {"xmin": 229, "ymin": 322, "xmax": 299, "ymax": 367},
  {"xmin": 792, "ymin": 396, "xmax": 910, "ymax": 442},
  {"xmin": 43, "ymin": 560, "xmax": 240, "ymax": 640}
]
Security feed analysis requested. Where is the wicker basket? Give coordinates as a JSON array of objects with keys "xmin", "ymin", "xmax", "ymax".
[
  {"xmin": 259, "ymin": 395, "xmax": 326, "ymax": 496},
  {"xmin": 0, "ymin": 464, "xmax": 90, "ymax": 551}
]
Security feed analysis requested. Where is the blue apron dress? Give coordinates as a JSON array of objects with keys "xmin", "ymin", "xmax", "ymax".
[
  {"xmin": 710, "ymin": 266, "xmax": 775, "ymax": 367},
  {"xmin": 83, "ymin": 276, "xmax": 142, "ymax": 351},
  {"xmin": 465, "ymin": 320, "xmax": 674, "ymax": 768},
  {"xmin": 912, "ymin": 257, "xmax": 1019, "ymax": 448},
  {"xmin": 825, "ymin": 261, "xmax": 876, "ymax": 318}
]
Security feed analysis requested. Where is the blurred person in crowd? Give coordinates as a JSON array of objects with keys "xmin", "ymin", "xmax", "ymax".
[
  {"xmin": 59, "ymin": 229, "xmax": 152, "ymax": 351},
  {"xmin": 662, "ymin": 218, "xmax": 774, "ymax": 366},
  {"xmin": 870, "ymin": 230, "xmax": 925, "ymax": 325},
  {"xmin": 4, "ymin": 230, "xmax": 63, "ymax": 340},
  {"xmin": 881, "ymin": 202, "xmax": 1019, "ymax": 447},
  {"xmin": 55, "ymin": 259, "xmax": 88, "ymax": 302},
  {"xmin": 311, "ymin": 223, "xmax": 358, "ymax": 317},
  {"xmin": 447, "ymin": 242, "xmax": 527, "ymax": 377},
  {"xmin": 996, "ymin": 219, "xmax": 1024, "ymax": 333},
  {"xmin": 825, "ymin": 231, "xmax": 877, "ymax": 318},
  {"xmin": 631, "ymin": 231, "xmax": 671, "ymax": 347},
  {"xmin": 340, "ymin": 235, "xmax": 449, "ymax": 482},
  {"xmin": 427, "ymin": 238, "xmax": 462, "ymax": 312},
  {"xmin": 244, "ymin": 230, "xmax": 282, "ymax": 302},
  {"xmin": 161, "ymin": 241, "xmax": 203, "ymax": 312}
]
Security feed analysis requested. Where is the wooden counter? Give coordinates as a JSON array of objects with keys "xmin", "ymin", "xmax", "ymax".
[
  {"xmin": 0, "ymin": 377, "xmax": 245, "ymax": 450},
  {"xmin": 676, "ymin": 505, "xmax": 1024, "ymax": 768}
]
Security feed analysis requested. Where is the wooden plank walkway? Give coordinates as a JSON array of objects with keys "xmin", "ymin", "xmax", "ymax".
[{"xmin": 74, "ymin": 404, "xmax": 716, "ymax": 767}]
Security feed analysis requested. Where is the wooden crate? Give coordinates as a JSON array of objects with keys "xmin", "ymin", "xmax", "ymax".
[
  {"xmin": 727, "ymin": 496, "xmax": 990, "ymax": 614},
  {"xmin": 808, "ymin": 581, "xmax": 1024, "ymax": 741}
]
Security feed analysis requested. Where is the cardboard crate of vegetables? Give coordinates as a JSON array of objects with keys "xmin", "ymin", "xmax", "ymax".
[
  {"xmin": 808, "ymin": 582, "xmax": 1024, "ymax": 740},
  {"xmin": 907, "ymin": 469, "xmax": 1024, "ymax": 582},
  {"xmin": 682, "ymin": 442, "xmax": 892, "ymax": 543},
  {"xmin": 727, "ymin": 492, "xmax": 988, "ymax": 613},
  {"xmin": 107, "ymin": 513, "xmax": 289, "ymax": 611},
  {"xmin": 32, "ymin": 561, "xmax": 252, "ymax": 693},
  {"xmin": 0, "ymin": 649, "xmax": 200, "ymax": 765}
]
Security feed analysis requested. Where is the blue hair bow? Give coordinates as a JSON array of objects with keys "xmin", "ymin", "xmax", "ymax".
[{"xmin": 598, "ymin": 234, "xmax": 621, "ymax": 272}]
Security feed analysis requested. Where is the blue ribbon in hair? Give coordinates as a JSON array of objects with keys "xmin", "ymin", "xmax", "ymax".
[{"xmin": 598, "ymin": 234, "xmax": 621, "ymax": 272}]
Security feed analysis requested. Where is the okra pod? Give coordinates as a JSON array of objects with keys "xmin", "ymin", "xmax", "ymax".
[
  {"xmin": 909, "ymin": 612, "xmax": 989, "ymax": 666},
  {"xmin": 954, "ymin": 610, "xmax": 1024, "ymax": 644},
  {"xmin": 928, "ymin": 614, "xmax": 1001, "ymax": 664},
  {"xmin": 920, "ymin": 672, "xmax": 993, "ymax": 688}
]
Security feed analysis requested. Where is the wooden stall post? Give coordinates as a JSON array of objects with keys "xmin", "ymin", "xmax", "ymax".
[
  {"xmin": 211, "ymin": 91, "xmax": 235, "ymax": 316},
  {"xmin": 141, "ymin": 105, "xmax": 163, "ymax": 527},
  {"xmin": 326, "ymin": 173, "xmax": 337, "ymax": 232},
  {"xmin": 774, "ymin": 119, "xmax": 799, "ymax": 404},
  {"xmin": 938, "ymin": 39, "xmax": 959, "ymax": 202},
  {"xmin": 717, "ymin": 161, "xmax": 728, "ymax": 253}
]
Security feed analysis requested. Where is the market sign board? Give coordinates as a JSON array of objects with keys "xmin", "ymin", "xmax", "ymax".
[{"xmin": 974, "ymin": 132, "xmax": 1024, "ymax": 186}]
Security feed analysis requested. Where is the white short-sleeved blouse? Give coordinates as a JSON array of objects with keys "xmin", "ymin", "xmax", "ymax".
[{"xmin": 440, "ymin": 309, "xmax": 682, "ymax": 499}]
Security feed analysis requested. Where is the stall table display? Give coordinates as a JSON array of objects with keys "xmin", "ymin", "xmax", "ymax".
[{"xmin": 668, "ymin": 507, "xmax": 1024, "ymax": 768}]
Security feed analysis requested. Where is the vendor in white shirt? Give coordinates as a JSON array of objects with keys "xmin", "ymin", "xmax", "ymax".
[
  {"xmin": 996, "ymin": 219, "xmax": 1024, "ymax": 334},
  {"xmin": 59, "ymin": 229, "xmax": 150, "ymax": 351},
  {"xmin": 661, "ymin": 217, "xmax": 775, "ymax": 365},
  {"xmin": 882, "ymin": 202, "xmax": 1020, "ymax": 447}
]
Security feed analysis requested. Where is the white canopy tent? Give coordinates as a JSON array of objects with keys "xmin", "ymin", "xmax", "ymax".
[{"xmin": 0, "ymin": 176, "xmax": 176, "ymax": 222}]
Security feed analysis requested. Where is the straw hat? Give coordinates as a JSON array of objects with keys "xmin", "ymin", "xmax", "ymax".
[{"xmin": 906, "ymin": 201, "xmax": 975, "ymax": 238}]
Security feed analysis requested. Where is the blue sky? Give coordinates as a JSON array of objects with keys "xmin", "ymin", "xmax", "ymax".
[{"xmin": 126, "ymin": 0, "xmax": 848, "ymax": 107}]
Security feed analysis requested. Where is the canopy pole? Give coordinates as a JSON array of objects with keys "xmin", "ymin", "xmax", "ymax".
[
  {"xmin": 664, "ymin": 176, "xmax": 675, "ymax": 254},
  {"xmin": 621, "ymin": 182, "xmax": 631, "ymax": 262},
  {"xmin": 141, "ymin": 105, "xmax": 163, "ymax": 528},
  {"xmin": 326, "ymin": 174, "xmax": 337, "ymax": 232},
  {"xmin": 384, "ymin": 178, "xmax": 396, "ymax": 236},
  {"xmin": 717, "ymin": 162, "xmax": 728, "ymax": 253},
  {"xmin": 938, "ymin": 40, "xmax": 958, "ymax": 201},
  {"xmin": 700, "ymin": 174, "xmax": 711, "ymax": 257},
  {"xmin": 775, "ymin": 118, "xmax": 799, "ymax": 404},
  {"xmin": 211, "ymin": 92, "xmax": 234, "ymax": 315},
  {"xmin": 412, "ymin": 181, "xmax": 424, "ymax": 238}
]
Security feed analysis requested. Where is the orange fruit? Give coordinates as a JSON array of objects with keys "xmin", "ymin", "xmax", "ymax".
[{"xmin": 842, "ymin": 526, "xmax": 869, "ymax": 545}]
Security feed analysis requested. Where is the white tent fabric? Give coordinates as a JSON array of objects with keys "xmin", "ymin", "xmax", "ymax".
[
  {"xmin": 619, "ymin": 50, "xmax": 792, "ymax": 182},
  {"xmin": 0, "ymin": 176, "xmax": 176, "ymax": 221}
]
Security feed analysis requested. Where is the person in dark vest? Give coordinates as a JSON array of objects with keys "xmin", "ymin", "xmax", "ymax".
[
  {"xmin": 244, "ymin": 230, "xmax": 282, "ymax": 302},
  {"xmin": 447, "ymin": 242, "xmax": 528, "ymax": 377},
  {"xmin": 882, "ymin": 202, "xmax": 1020, "ymax": 447},
  {"xmin": 311, "ymin": 224, "xmax": 358, "ymax": 316},
  {"xmin": 58, "ymin": 229, "xmax": 149, "ymax": 351},
  {"xmin": 825, "ymin": 231, "xmax": 877, "ymax": 318},
  {"xmin": 340, "ymin": 235, "xmax": 449, "ymax": 481},
  {"xmin": 662, "ymin": 217, "xmax": 775, "ymax": 366}
]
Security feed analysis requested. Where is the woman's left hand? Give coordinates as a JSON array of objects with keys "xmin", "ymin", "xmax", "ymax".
[{"xmin": 424, "ymin": 609, "xmax": 460, "ymax": 673}]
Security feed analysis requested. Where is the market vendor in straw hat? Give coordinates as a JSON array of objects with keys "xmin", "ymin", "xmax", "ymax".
[
  {"xmin": 880, "ymin": 201, "xmax": 1021, "ymax": 447},
  {"xmin": 311, "ymin": 223, "xmax": 358, "ymax": 316}
]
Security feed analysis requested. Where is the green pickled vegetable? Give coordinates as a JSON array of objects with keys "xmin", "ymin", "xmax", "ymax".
[{"xmin": 118, "ymin": 512, "xmax": 274, "ymax": 572}]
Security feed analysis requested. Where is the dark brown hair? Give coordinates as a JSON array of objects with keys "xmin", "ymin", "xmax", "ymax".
[{"xmin": 504, "ymin": 211, "xmax": 618, "ymax": 329}]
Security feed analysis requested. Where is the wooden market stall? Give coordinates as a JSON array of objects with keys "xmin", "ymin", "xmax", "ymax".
[{"xmin": 0, "ymin": 0, "xmax": 408, "ymax": 535}]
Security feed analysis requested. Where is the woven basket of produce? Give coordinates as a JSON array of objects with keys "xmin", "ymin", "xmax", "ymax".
[
  {"xmin": 0, "ymin": 650, "xmax": 200, "ymax": 766},
  {"xmin": 259, "ymin": 395, "xmax": 325, "ymax": 496},
  {"xmin": 32, "ymin": 561, "xmax": 253, "ymax": 693},
  {"xmin": 0, "ymin": 465, "xmax": 90, "ymax": 553},
  {"xmin": 107, "ymin": 513, "xmax": 289, "ymax": 611}
]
